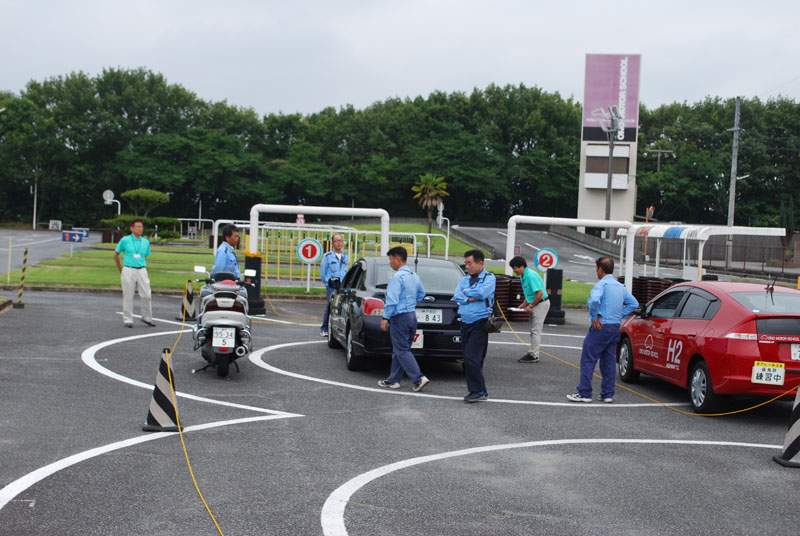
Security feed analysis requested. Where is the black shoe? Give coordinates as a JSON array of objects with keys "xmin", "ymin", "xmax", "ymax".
[
  {"xmin": 141, "ymin": 319, "xmax": 156, "ymax": 327},
  {"xmin": 124, "ymin": 323, "xmax": 133, "ymax": 328},
  {"xmin": 464, "ymin": 391, "xmax": 488, "ymax": 403},
  {"xmin": 518, "ymin": 354, "xmax": 539, "ymax": 363}
]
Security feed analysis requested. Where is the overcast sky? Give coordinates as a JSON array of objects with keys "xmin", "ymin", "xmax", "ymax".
[{"xmin": 3, "ymin": 1, "xmax": 799, "ymax": 117}]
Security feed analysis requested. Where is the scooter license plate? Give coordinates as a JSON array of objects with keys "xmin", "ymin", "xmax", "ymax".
[{"xmin": 212, "ymin": 327, "xmax": 236, "ymax": 348}]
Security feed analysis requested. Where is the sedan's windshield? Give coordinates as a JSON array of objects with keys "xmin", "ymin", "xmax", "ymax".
[
  {"xmin": 375, "ymin": 263, "xmax": 463, "ymax": 293},
  {"xmin": 730, "ymin": 291, "xmax": 800, "ymax": 314}
]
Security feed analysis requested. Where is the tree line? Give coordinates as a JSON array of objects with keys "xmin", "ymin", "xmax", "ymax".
[{"xmin": 0, "ymin": 67, "xmax": 797, "ymax": 229}]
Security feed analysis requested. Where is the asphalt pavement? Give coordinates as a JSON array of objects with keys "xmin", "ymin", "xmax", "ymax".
[
  {"xmin": 0, "ymin": 229, "xmax": 101, "ymax": 277},
  {"xmin": 1, "ymin": 292, "xmax": 797, "ymax": 535}
]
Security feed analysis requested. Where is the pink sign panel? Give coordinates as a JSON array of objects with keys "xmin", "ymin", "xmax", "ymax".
[{"xmin": 582, "ymin": 54, "xmax": 641, "ymax": 142}]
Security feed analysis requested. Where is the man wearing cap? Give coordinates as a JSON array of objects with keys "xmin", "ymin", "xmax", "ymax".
[{"xmin": 114, "ymin": 219, "xmax": 154, "ymax": 328}]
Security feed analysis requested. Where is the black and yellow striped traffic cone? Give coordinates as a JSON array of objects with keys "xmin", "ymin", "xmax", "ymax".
[
  {"xmin": 143, "ymin": 348, "xmax": 183, "ymax": 432},
  {"xmin": 176, "ymin": 280, "xmax": 197, "ymax": 321},
  {"xmin": 773, "ymin": 371, "xmax": 800, "ymax": 468}
]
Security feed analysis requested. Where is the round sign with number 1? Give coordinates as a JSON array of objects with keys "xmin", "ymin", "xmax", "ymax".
[
  {"xmin": 297, "ymin": 238, "xmax": 323, "ymax": 264},
  {"xmin": 534, "ymin": 247, "xmax": 559, "ymax": 271}
]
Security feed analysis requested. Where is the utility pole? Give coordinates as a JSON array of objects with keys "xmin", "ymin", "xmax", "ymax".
[
  {"xmin": 725, "ymin": 97, "xmax": 741, "ymax": 269},
  {"xmin": 647, "ymin": 149, "xmax": 675, "ymax": 173},
  {"xmin": 601, "ymin": 106, "xmax": 622, "ymax": 240}
]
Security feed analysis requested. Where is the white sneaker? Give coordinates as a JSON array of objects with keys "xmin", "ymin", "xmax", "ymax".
[
  {"xmin": 413, "ymin": 376, "xmax": 430, "ymax": 392},
  {"xmin": 378, "ymin": 380, "xmax": 400, "ymax": 389},
  {"xmin": 566, "ymin": 393, "xmax": 593, "ymax": 403},
  {"xmin": 597, "ymin": 395, "xmax": 613, "ymax": 403}
]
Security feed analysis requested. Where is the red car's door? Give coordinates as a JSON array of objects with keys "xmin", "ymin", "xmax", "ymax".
[
  {"xmin": 634, "ymin": 289, "xmax": 689, "ymax": 377},
  {"xmin": 662, "ymin": 289, "xmax": 720, "ymax": 384}
]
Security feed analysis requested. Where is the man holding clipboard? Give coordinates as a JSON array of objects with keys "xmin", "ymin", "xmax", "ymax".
[{"xmin": 509, "ymin": 256, "xmax": 549, "ymax": 363}]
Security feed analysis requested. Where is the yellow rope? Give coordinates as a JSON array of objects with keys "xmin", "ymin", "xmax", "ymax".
[
  {"xmin": 495, "ymin": 301, "xmax": 799, "ymax": 417},
  {"xmin": 161, "ymin": 281, "xmax": 225, "ymax": 535},
  {"xmin": 262, "ymin": 288, "xmax": 322, "ymax": 321}
]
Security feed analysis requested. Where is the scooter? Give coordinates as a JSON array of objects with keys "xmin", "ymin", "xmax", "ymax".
[{"xmin": 191, "ymin": 266, "xmax": 255, "ymax": 377}]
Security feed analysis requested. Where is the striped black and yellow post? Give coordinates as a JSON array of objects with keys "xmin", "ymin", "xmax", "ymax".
[
  {"xmin": 773, "ymin": 370, "xmax": 800, "ymax": 468},
  {"xmin": 12, "ymin": 247, "xmax": 28, "ymax": 309},
  {"xmin": 143, "ymin": 348, "xmax": 183, "ymax": 432}
]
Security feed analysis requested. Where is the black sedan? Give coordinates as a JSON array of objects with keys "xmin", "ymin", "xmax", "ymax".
[{"xmin": 326, "ymin": 256, "xmax": 465, "ymax": 370}]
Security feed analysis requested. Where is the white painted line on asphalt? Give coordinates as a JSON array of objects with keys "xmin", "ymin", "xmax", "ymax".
[
  {"xmin": 0, "ymin": 414, "xmax": 298, "ymax": 512},
  {"xmin": 121, "ymin": 312, "xmax": 314, "ymax": 328},
  {"xmin": 320, "ymin": 438, "xmax": 781, "ymax": 536},
  {"xmin": 496, "ymin": 231, "xmax": 507, "ymax": 236},
  {"xmin": 524, "ymin": 242, "xmax": 539, "ymax": 251},
  {"xmin": 250, "ymin": 341, "xmax": 684, "ymax": 407},
  {"xmin": 81, "ymin": 329, "xmax": 301, "ymax": 417},
  {"xmin": 0, "ymin": 356, "xmax": 80, "ymax": 361},
  {"xmin": 8, "ymin": 237, "xmax": 62, "ymax": 248}
]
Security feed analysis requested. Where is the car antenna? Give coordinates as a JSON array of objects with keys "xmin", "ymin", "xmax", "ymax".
[{"xmin": 765, "ymin": 276, "xmax": 776, "ymax": 305}]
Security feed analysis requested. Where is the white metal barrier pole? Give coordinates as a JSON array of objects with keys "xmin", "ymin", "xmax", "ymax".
[
  {"xmin": 249, "ymin": 204, "xmax": 390, "ymax": 256},
  {"xmin": 7, "ymin": 237, "xmax": 11, "ymax": 284},
  {"xmin": 655, "ymin": 239, "xmax": 661, "ymax": 278},
  {"xmin": 625, "ymin": 229, "xmax": 636, "ymax": 291}
]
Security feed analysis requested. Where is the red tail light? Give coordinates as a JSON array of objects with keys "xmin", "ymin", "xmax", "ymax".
[
  {"xmin": 364, "ymin": 297, "xmax": 385, "ymax": 316},
  {"xmin": 725, "ymin": 319, "xmax": 758, "ymax": 340}
]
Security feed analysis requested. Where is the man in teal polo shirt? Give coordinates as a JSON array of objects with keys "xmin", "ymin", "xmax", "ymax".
[
  {"xmin": 509, "ymin": 255, "xmax": 549, "ymax": 363},
  {"xmin": 114, "ymin": 219, "xmax": 155, "ymax": 328}
]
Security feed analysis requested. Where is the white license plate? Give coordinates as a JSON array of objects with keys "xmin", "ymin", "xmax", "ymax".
[
  {"xmin": 751, "ymin": 361, "xmax": 785, "ymax": 385},
  {"xmin": 792, "ymin": 343, "xmax": 800, "ymax": 361},
  {"xmin": 416, "ymin": 308, "xmax": 442, "ymax": 324},
  {"xmin": 212, "ymin": 327, "xmax": 236, "ymax": 348},
  {"xmin": 411, "ymin": 330, "xmax": 424, "ymax": 349}
]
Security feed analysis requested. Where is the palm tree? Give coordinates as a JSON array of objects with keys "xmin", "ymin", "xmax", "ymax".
[{"xmin": 411, "ymin": 174, "xmax": 449, "ymax": 235}]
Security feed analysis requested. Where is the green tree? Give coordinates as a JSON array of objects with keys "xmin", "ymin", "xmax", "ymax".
[
  {"xmin": 411, "ymin": 174, "xmax": 449, "ymax": 234},
  {"xmin": 120, "ymin": 188, "xmax": 170, "ymax": 217}
]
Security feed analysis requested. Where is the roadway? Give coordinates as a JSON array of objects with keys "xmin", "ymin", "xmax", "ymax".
[
  {"xmin": 0, "ymin": 229, "xmax": 101, "ymax": 277},
  {"xmin": 0, "ymin": 292, "xmax": 796, "ymax": 535}
]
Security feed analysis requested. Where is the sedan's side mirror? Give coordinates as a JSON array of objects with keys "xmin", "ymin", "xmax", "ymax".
[
  {"xmin": 328, "ymin": 277, "xmax": 341, "ymax": 290},
  {"xmin": 634, "ymin": 306, "xmax": 645, "ymax": 317}
]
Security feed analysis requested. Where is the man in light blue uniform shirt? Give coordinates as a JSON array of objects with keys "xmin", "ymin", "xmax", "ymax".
[
  {"xmin": 320, "ymin": 234, "xmax": 350, "ymax": 336},
  {"xmin": 452, "ymin": 249, "xmax": 496, "ymax": 402},
  {"xmin": 567, "ymin": 256, "xmax": 639, "ymax": 403},
  {"xmin": 211, "ymin": 224, "xmax": 241, "ymax": 279},
  {"xmin": 378, "ymin": 246, "xmax": 430, "ymax": 392}
]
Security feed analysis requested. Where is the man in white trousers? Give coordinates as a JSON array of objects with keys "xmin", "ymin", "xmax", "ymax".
[{"xmin": 114, "ymin": 219, "xmax": 155, "ymax": 328}]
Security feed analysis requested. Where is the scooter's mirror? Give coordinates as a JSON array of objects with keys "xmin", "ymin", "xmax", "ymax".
[
  {"xmin": 243, "ymin": 269, "xmax": 257, "ymax": 277},
  {"xmin": 194, "ymin": 265, "xmax": 208, "ymax": 274}
]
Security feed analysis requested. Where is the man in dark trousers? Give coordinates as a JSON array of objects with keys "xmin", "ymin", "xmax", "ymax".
[
  {"xmin": 378, "ymin": 246, "xmax": 430, "ymax": 392},
  {"xmin": 452, "ymin": 249, "xmax": 496, "ymax": 402},
  {"xmin": 567, "ymin": 256, "xmax": 638, "ymax": 403}
]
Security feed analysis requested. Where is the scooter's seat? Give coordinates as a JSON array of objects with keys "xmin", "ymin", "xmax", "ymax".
[{"xmin": 210, "ymin": 272, "xmax": 238, "ymax": 283}]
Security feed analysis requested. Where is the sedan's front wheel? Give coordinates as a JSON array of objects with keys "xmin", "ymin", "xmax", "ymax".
[{"xmin": 617, "ymin": 338, "xmax": 639, "ymax": 383}]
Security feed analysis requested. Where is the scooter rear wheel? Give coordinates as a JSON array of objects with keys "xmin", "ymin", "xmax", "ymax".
[{"xmin": 216, "ymin": 353, "xmax": 230, "ymax": 377}]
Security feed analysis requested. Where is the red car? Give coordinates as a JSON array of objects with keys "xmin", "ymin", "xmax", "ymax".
[{"xmin": 617, "ymin": 281, "xmax": 800, "ymax": 413}]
